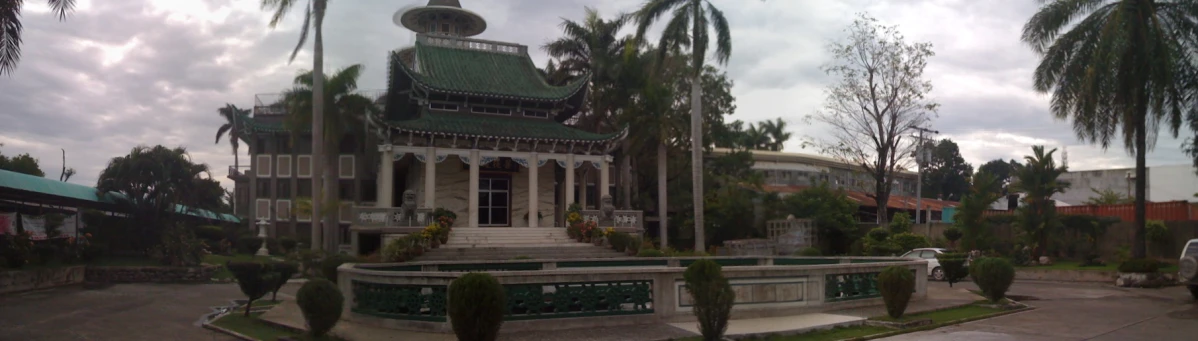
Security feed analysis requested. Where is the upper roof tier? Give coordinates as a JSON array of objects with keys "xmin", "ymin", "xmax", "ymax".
[
  {"xmin": 395, "ymin": 34, "xmax": 589, "ymax": 101},
  {"xmin": 395, "ymin": 0, "xmax": 487, "ymax": 37}
]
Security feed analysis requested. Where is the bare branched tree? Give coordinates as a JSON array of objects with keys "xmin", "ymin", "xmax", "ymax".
[{"xmin": 806, "ymin": 13, "xmax": 937, "ymax": 224}]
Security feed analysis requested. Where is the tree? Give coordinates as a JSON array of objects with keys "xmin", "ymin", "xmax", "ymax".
[
  {"xmin": 1011, "ymin": 146, "xmax": 1070, "ymax": 258},
  {"xmin": 757, "ymin": 118, "xmax": 791, "ymax": 151},
  {"xmin": 921, "ymin": 139, "xmax": 973, "ymax": 201},
  {"xmin": 1023, "ymin": 0, "xmax": 1198, "ymax": 259},
  {"xmin": 214, "ymin": 104, "xmax": 250, "ymax": 176},
  {"xmin": 263, "ymin": 0, "xmax": 328, "ymax": 251},
  {"xmin": 636, "ymin": 0, "xmax": 733, "ymax": 252},
  {"xmin": 807, "ymin": 13, "xmax": 937, "ymax": 224},
  {"xmin": 0, "ymin": 0, "xmax": 75, "ymax": 75},
  {"xmin": 781, "ymin": 182, "xmax": 859, "ymax": 254},
  {"xmin": 977, "ymin": 159, "xmax": 1021, "ymax": 195},
  {"xmin": 623, "ymin": 47, "xmax": 685, "ymax": 249},
  {"xmin": 1084, "ymin": 188, "xmax": 1133, "ymax": 205},
  {"xmin": 281, "ymin": 64, "xmax": 379, "ymax": 250},
  {"xmin": 954, "ymin": 171, "xmax": 1003, "ymax": 251},
  {"xmin": 0, "ymin": 144, "xmax": 44, "ymax": 176},
  {"xmin": 96, "ymin": 145, "xmax": 219, "ymax": 250}
]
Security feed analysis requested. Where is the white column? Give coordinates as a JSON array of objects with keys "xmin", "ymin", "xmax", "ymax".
[
  {"xmin": 528, "ymin": 152, "xmax": 539, "ymax": 228},
  {"xmin": 580, "ymin": 168, "xmax": 588, "ymax": 209},
  {"xmin": 424, "ymin": 147, "xmax": 436, "ymax": 209},
  {"xmin": 377, "ymin": 145, "xmax": 394, "ymax": 208},
  {"xmin": 600, "ymin": 156, "xmax": 610, "ymax": 199},
  {"xmin": 468, "ymin": 150, "xmax": 480, "ymax": 227},
  {"xmin": 565, "ymin": 154, "xmax": 575, "ymax": 208}
]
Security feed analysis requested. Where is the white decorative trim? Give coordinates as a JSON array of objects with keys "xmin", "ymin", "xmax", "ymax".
[
  {"xmin": 557, "ymin": 160, "xmax": 567, "ymax": 169},
  {"xmin": 297, "ymin": 155, "xmax": 312, "ymax": 178},
  {"xmin": 383, "ymin": 145, "xmax": 604, "ymax": 163},
  {"xmin": 339, "ymin": 155, "xmax": 355, "ymax": 179},
  {"xmin": 459, "ymin": 155, "xmax": 470, "ymax": 165},
  {"xmin": 255, "ymin": 199, "xmax": 271, "ymax": 220},
  {"xmin": 276, "ymin": 155, "xmax": 292, "ymax": 177},
  {"xmin": 575, "ymin": 161, "xmax": 584, "ymax": 169},
  {"xmin": 393, "ymin": 153, "xmax": 406, "ymax": 161},
  {"xmin": 537, "ymin": 159, "xmax": 548, "ymax": 167},
  {"xmin": 255, "ymin": 155, "xmax": 272, "ymax": 177},
  {"xmin": 276, "ymin": 200, "xmax": 292, "ymax": 221},
  {"xmin": 512, "ymin": 157, "xmax": 530, "ymax": 168},
  {"xmin": 479, "ymin": 156, "xmax": 498, "ymax": 166}
]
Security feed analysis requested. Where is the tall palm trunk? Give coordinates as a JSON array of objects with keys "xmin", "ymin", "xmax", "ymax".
[
  {"xmin": 309, "ymin": 1, "xmax": 326, "ymax": 251},
  {"xmin": 324, "ymin": 149, "xmax": 339, "ymax": 251},
  {"xmin": 621, "ymin": 142, "xmax": 632, "ymax": 209},
  {"xmin": 658, "ymin": 141, "xmax": 668, "ymax": 249},
  {"xmin": 690, "ymin": 74, "xmax": 705, "ymax": 252},
  {"xmin": 1133, "ymin": 115, "xmax": 1147, "ymax": 259}
]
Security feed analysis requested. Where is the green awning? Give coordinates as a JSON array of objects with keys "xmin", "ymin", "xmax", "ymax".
[{"xmin": 0, "ymin": 169, "xmax": 240, "ymax": 223}]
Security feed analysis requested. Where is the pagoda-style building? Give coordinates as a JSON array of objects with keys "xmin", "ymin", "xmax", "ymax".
[{"xmin": 231, "ymin": 0, "xmax": 637, "ymax": 255}]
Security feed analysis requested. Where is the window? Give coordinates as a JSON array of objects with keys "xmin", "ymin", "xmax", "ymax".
[
  {"xmin": 471, "ymin": 106, "xmax": 511, "ymax": 115},
  {"xmin": 257, "ymin": 181, "xmax": 271, "ymax": 197},
  {"xmin": 339, "ymin": 180, "xmax": 355, "ymax": 200},
  {"xmin": 361, "ymin": 179, "xmax": 378, "ymax": 202},
  {"xmin": 297, "ymin": 180, "xmax": 312, "ymax": 197},
  {"xmin": 277, "ymin": 136, "xmax": 293, "ymax": 154},
  {"xmin": 523, "ymin": 110, "xmax": 549, "ymax": 118},
  {"xmin": 296, "ymin": 136, "xmax": 312, "ymax": 154},
  {"xmin": 441, "ymin": 23, "xmax": 450, "ymax": 33},
  {"xmin": 339, "ymin": 135, "xmax": 357, "ymax": 154},
  {"xmin": 255, "ymin": 137, "xmax": 267, "ymax": 154},
  {"xmin": 429, "ymin": 102, "xmax": 459, "ymax": 111},
  {"xmin": 277, "ymin": 179, "xmax": 291, "ymax": 198}
]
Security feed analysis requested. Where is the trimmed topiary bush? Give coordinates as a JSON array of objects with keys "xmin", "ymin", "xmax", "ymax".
[
  {"xmin": 878, "ymin": 265, "xmax": 915, "ymax": 318},
  {"xmin": 891, "ymin": 232, "xmax": 931, "ymax": 251},
  {"xmin": 278, "ymin": 237, "xmax": 298, "ymax": 254},
  {"xmin": 1118, "ymin": 258, "xmax": 1160, "ymax": 273},
  {"xmin": 867, "ymin": 227, "xmax": 891, "ymax": 242},
  {"xmin": 969, "ymin": 257, "xmax": 1015, "ymax": 303},
  {"xmin": 942, "ymin": 227, "xmax": 963, "ymax": 248},
  {"xmin": 268, "ymin": 261, "xmax": 299, "ymax": 301},
  {"xmin": 237, "ymin": 236, "xmax": 262, "ymax": 255},
  {"xmin": 936, "ymin": 252, "xmax": 970, "ymax": 287},
  {"xmin": 796, "ymin": 247, "xmax": 821, "ymax": 256},
  {"xmin": 448, "ymin": 273, "xmax": 506, "ymax": 341},
  {"xmin": 227, "ymin": 261, "xmax": 275, "ymax": 317},
  {"xmin": 684, "ymin": 259, "xmax": 735, "ymax": 341},
  {"xmin": 889, "ymin": 212, "xmax": 912, "ymax": 234},
  {"xmin": 296, "ymin": 278, "xmax": 344, "ymax": 337},
  {"xmin": 320, "ymin": 254, "xmax": 359, "ymax": 284}
]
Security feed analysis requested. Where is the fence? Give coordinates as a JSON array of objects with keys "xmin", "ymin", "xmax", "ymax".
[{"xmin": 982, "ymin": 201, "xmax": 1194, "ymax": 222}]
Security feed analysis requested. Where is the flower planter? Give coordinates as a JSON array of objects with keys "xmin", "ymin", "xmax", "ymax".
[{"xmin": 592, "ymin": 238, "xmax": 604, "ymax": 247}]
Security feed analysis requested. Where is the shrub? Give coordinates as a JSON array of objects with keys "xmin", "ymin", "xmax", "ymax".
[
  {"xmin": 867, "ymin": 227, "xmax": 890, "ymax": 242},
  {"xmin": 3, "ymin": 232, "xmax": 33, "ymax": 269},
  {"xmin": 936, "ymin": 252, "xmax": 970, "ymax": 287},
  {"xmin": 296, "ymin": 278, "xmax": 344, "ymax": 337},
  {"xmin": 268, "ymin": 262, "xmax": 299, "ymax": 301},
  {"xmin": 288, "ymin": 249, "xmax": 326, "ymax": 277},
  {"xmin": 889, "ymin": 212, "xmax": 912, "ymax": 234},
  {"xmin": 942, "ymin": 227, "xmax": 963, "ymax": 247},
  {"xmin": 796, "ymin": 247, "xmax": 821, "ymax": 256},
  {"xmin": 151, "ymin": 225, "xmax": 205, "ymax": 267},
  {"xmin": 865, "ymin": 239, "xmax": 903, "ymax": 256},
  {"xmin": 320, "ymin": 253, "xmax": 359, "ymax": 284},
  {"xmin": 193, "ymin": 225, "xmax": 226, "ymax": 242},
  {"xmin": 637, "ymin": 249, "xmax": 666, "ymax": 257},
  {"xmin": 878, "ymin": 265, "xmax": 915, "ymax": 318},
  {"xmin": 891, "ymin": 232, "xmax": 930, "ymax": 251},
  {"xmin": 566, "ymin": 224, "xmax": 582, "ymax": 241},
  {"xmin": 684, "ymin": 259, "xmax": 735, "ymax": 341},
  {"xmin": 969, "ymin": 257, "xmax": 1015, "ymax": 303},
  {"xmin": 1118, "ymin": 258, "xmax": 1160, "ymax": 273},
  {"xmin": 1079, "ymin": 253, "xmax": 1105, "ymax": 267},
  {"xmin": 237, "ymin": 236, "xmax": 262, "ymax": 255},
  {"xmin": 1009, "ymin": 244, "xmax": 1031, "ymax": 266},
  {"xmin": 30, "ymin": 244, "xmax": 55, "ymax": 265},
  {"xmin": 381, "ymin": 237, "xmax": 409, "ymax": 262},
  {"xmin": 227, "ymin": 261, "xmax": 275, "ymax": 316},
  {"xmin": 278, "ymin": 237, "xmax": 298, "ymax": 254},
  {"xmin": 608, "ymin": 232, "xmax": 629, "ymax": 252},
  {"xmin": 849, "ymin": 239, "xmax": 864, "ymax": 256},
  {"xmin": 448, "ymin": 273, "xmax": 506, "ymax": 341}
]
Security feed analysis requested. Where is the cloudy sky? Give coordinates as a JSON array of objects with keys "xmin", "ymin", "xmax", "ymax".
[{"xmin": 1, "ymin": 0, "xmax": 1194, "ymax": 192}]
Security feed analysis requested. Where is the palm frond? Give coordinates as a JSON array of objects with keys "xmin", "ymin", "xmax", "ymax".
[
  {"xmin": 706, "ymin": 1, "xmax": 732, "ymax": 65},
  {"xmin": 634, "ymin": 0, "xmax": 689, "ymax": 38},
  {"xmin": 288, "ymin": 3, "xmax": 312, "ymax": 63},
  {"xmin": 1021, "ymin": 0, "xmax": 1109, "ymax": 54},
  {"xmin": 0, "ymin": 0, "xmax": 23, "ymax": 76},
  {"xmin": 48, "ymin": 0, "xmax": 75, "ymax": 20}
]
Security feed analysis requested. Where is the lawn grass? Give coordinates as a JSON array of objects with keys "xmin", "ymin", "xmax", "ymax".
[
  {"xmin": 870, "ymin": 305, "xmax": 1003, "ymax": 322},
  {"xmin": 88, "ymin": 256, "xmax": 161, "ymax": 267},
  {"xmin": 209, "ymin": 312, "xmax": 295, "ymax": 340},
  {"xmin": 203, "ymin": 254, "xmax": 276, "ymax": 281},
  {"xmin": 1018, "ymin": 260, "xmax": 1178, "ymax": 273}
]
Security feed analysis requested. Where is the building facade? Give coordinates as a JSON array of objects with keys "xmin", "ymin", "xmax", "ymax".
[
  {"xmin": 1054, "ymin": 164, "xmax": 1198, "ymax": 205},
  {"xmin": 230, "ymin": 0, "xmax": 633, "ymax": 254}
]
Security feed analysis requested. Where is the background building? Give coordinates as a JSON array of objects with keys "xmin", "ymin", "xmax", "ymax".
[{"xmin": 1054, "ymin": 164, "xmax": 1198, "ymax": 205}]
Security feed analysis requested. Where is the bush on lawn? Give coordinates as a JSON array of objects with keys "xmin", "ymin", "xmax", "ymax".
[
  {"xmin": 936, "ymin": 252, "xmax": 970, "ymax": 287},
  {"xmin": 889, "ymin": 212, "xmax": 913, "ymax": 234},
  {"xmin": 278, "ymin": 237, "xmax": 298, "ymax": 254},
  {"xmin": 970, "ymin": 257, "xmax": 1015, "ymax": 303},
  {"xmin": 268, "ymin": 261, "xmax": 299, "ymax": 301},
  {"xmin": 448, "ymin": 273, "xmax": 506, "ymax": 341},
  {"xmin": 684, "ymin": 259, "xmax": 735, "ymax": 341},
  {"xmin": 796, "ymin": 247, "xmax": 822, "ymax": 256},
  {"xmin": 1118, "ymin": 258, "xmax": 1160, "ymax": 273},
  {"xmin": 867, "ymin": 227, "xmax": 891, "ymax": 242},
  {"xmin": 320, "ymin": 253, "xmax": 359, "ymax": 284},
  {"xmin": 878, "ymin": 265, "xmax": 915, "ymax": 318},
  {"xmin": 150, "ymin": 224, "xmax": 205, "ymax": 267},
  {"xmin": 891, "ymin": 232, "xmax": 931, "ymax": 251},
  {"xmin": 193, "ymin": 225, "xmax": 226, "ymax": 242},
  {"xmin": 296, "ymin": 278, "xmax": 344, "ymax": 337},
  {"xmin": 227, "ymin": 261, "xmax": 276, "ymax": 317}
]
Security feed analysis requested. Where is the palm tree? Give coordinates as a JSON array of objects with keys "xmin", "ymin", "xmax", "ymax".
[
  {"xmin": 760, "ymin": 118, "xmax": 791, "ymax": 151},
  {"xmin": 0, "ymin": 0, "xmax": 75, "ymax": 75},
  {"xmin": 281, "ymin": 64, "xmax": 379, "ymax": 250},
  {"xmin": 215, "ymin": 104, "xmax": 251, "ymax": 174},
  {"xmin": 624, "ymin": 47, "xmax": 686, "ymax": 249},
  {"xmin": 1022, "ymin": 0, "xmax": 1198, "ymax": 258},
  {"xmin": 263, "ymin": 0, "xmax": 328, "ymax": 250},
  {"xmin": 1011, "ymin": 146, "xmax": 1070, "ymax": 259},
  {"xmin": 635, "ymin": 0, "xmax": 733, "ymax": 252},
  {"xmin": 744, "ymin": 124, "xmax": 770, "ymax": 150}
]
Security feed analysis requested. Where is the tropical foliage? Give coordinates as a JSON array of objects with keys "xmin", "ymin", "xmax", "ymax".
[
  {"xmin": 1011, "ymin": 146, "xmax": 1070, "ymax": 258},
  {"xmin": 1023, "ymin": 0, "xmax": 1198, "ymax": 259},
  {"xmin": 954, "ymin": 171, "xmax": 1004, "ymax": 251},
  {"xmin": 1084, "ymin": 188, "xmax": 1134, "ymax": 205},
  {"xmin": 214, "ymin": 104, "xmax": 250, "ymax": 173},
  {"xmin": 0, "ymin": 0, "xmax": 75, "ymax": 75},
  {"xmin": 921, "ymin": 139, "xmax": 974, "ymax": 201},
  {"xmin": 0, "ymin": 143, "xmax": 44, "ymax": 176}
]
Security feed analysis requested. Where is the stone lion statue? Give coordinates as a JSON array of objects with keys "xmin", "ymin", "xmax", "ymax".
[
  {"xmin": 401, "ymin": 190, "xmax": 417, "ymax": 215},
  {"xmin": 599, "ymin": 195, "xmax": 615, "ymax": 223}
]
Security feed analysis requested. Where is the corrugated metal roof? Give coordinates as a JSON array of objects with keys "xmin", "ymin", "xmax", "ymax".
[{"xmin": 0, "ymin": 169, "xmax": 239, "ymax": 223}]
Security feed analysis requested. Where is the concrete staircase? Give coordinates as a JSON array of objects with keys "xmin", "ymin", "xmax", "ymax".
[{"xmin": 417, "ymin": 227, "xmax": 626, "ymax": 261}]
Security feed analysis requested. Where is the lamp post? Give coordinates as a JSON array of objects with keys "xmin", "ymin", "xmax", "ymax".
[{"xmin": 255, "ymin": 218, "xmax": 270, "ymax": 256}]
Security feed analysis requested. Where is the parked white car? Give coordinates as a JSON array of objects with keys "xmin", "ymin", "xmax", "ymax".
[
  {"xmin": 900, "ymin": 248, "xmax": 955, "ymax": 281},
  {"xmin": 1177, "ymin": 238, "xmax": 1198, "ymax": 299}
]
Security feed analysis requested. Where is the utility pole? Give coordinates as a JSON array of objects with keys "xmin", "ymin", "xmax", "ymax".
[{"xmin": 912, "ymin": 127, "xmax": 938, "ymax": 232}]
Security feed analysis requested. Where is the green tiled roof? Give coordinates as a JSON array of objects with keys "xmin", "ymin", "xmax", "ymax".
[
  {"xmin": 0, "ymin": 169, "xmax": 240, "ymax": 223},
  {"xmin": 388, "ymin": 110, "xmax": 622, "ymax": 142},
  {"xmin": 400, "ymin": 41, "xmax": 588, "ymax": 101}
]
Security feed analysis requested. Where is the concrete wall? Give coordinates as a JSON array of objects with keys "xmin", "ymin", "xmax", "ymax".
[
  {"xmin": 1054, "ymin": 164, "xmax": 1198, "ymax": 205},
  {"xmin": 0, "ymin": 266, "xmax": 86, "ymax": 295},
  {"xmin": 1148, "ymin": 165, "xmax": 1198, "ymax": 202}
]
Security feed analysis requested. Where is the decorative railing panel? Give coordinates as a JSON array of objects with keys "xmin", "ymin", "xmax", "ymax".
[
  {"xmin": 352, "ymin": 281, "xmax": 448, "ymax": 322},
  {"xmin": 824, "ymin": 272, "xmax": 880, "ymax": 302},
  {"xmin": 353, "ymin": 207, "xmax": 432, "ymax": 228},
  {"xmin": 505, "ymin": 281, "xmax": 653, "ymax": 320},
  {"xmin": 578, "ymin": 210, "xmax": 644, "ymax": 232}
]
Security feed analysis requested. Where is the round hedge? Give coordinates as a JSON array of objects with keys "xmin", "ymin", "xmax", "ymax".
[
  {"xmin": 448, "ymin": 273, "xmax": 506, "ymax": 341},
  {"xmin": 296, "ymin": 278, "xmax": 344, "ymax": 337}
]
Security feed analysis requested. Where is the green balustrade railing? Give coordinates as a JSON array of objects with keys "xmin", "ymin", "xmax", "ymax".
[
  {"xmin": 504, "ymin": 280, "xmax": 654, "ymax": 320},
  {"xmin": 352, "ymin": 281, "xmax": 448, "ymax": 322},
  {"xmin": 824, "ymin": 272, "xmax": 880, "ymax": 302}
]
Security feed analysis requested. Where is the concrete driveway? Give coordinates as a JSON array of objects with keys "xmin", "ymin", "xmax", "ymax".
[{"xmin": 880, "ymin": 281, "xmax": 1198, "ymax": 341}]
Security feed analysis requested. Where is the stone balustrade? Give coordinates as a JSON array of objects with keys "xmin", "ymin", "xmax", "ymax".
[
  {"xmin": 337, "ymin": 256, "xmax": 927, "ymax": 333},
  {"xmin": 352, "ymin": 206, "xmax": 433, "ymax": 228},
  {"xmin": 580, "ymin": 210, "xmax": 644, "ymax": 233}
]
